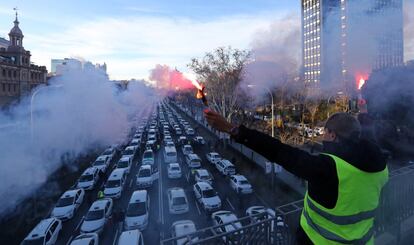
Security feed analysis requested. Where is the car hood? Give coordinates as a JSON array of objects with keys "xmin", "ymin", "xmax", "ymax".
[
  {"xmin": 137, "ymin": 177, "xmax": 152, "ymax": 182},
  {"xmin": 81, "ymin": 219, "xmax": 104, "ymax": 232},
  {"xmin": 125, "ymin": 214, "xmax": 148, "ymax": 226},
  {"xmin": 203, "ymin": 196, "xmax": 221, "ymax": 205},
  {"xmin": 52, "ymin": 206, "xmax": 74, "ymax": 216},
  {"xmin": 104, "ymin": 187, "xmax": 121, "ymax": 195}
]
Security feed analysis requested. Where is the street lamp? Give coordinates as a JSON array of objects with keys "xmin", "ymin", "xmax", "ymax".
[
  {"xmin": 30, "ymin": 84, "xmax": 63, "ymax": 141},
  {"xmin": 247, "ymin": 84, "xmax": 274, "ymax": 138},
  {"xmin": 248, "ymin": 84, "xmax": 275, "ymax": 190}
]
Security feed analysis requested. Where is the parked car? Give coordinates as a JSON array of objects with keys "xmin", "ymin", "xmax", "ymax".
[
  {"xmin": 193, "ymin": 136, "xmax": 205, "ymax": 145},
  {"xmin": 211, "ymin": 211, "xmax": 243, "ymax": 242},
  {"xmin": 194, "ymin": 169, "xmax": 213, "ymax": 185},
  {"xmin": 229, "ymin": 175, "xmax": 253, "ymax": 194},
  {"xmin": 104, "ymin": 168, "xmax": 127, "ymax": 199},
  {"xmin": 206, "ymin": 152, "xmax": 221, "ymax": 165},
  {"xmin": 123, "ymin": 146, "xmax": 136, "ymax": 159},
  {"xmin": 136, "ymin": 165, "xmax": 158, "ymax": 188},
  {"xmin": 51, "ymin": 188, "xmax": 85, "ymax": 221},
  {"xmin": 116, "ymin": 156, "xmax": 132, "ymax": 174},
  {"xmin": 80, "ymin": 198, "xmax": 113, "ymax": 234},
  {"xmin": 77, "ymin": 167, "xmax": 100, "ymax": 190},
  {"xmin": 193, "ymin": 182, "xmax": 221, "ymax": 212},
  {"xmin": 171, "ymin": 220, "xmax": 198, "ymax": 245},
  {"xmin": 101, "ymin": 147, "xmax": 116, "ymax": 163},
  {"xmin": 21, "ymin": 218, "xmax": 62, "ymax": 245},
  {"xmin": 167, "ymin": 187, "xmax": 189, "ymax": 214},
  {"xmin": 185, "ymin": 153, "xmax": 201, "ymax": 168},
  {"xmin": 92, "ymin": 155, "xmax": 110, "ymax": 173},
  {"xmin": 124, "ymin": 190, "xmax": 150, "ymax": 231},
  {"xmin": 216, "ymin": 160, "xmax": 236, "ymax": 176},
  {"xmin": 69, "ymin": 233, "xmax": 99, "ymax": 245},
  {"xmin": 117, "ymin": 229, "xmax": 145, "ymax": 245},
  {"xmin": 185, "ymin": 128, "xmax": 195, "ymax": 136},
  {"xmin": 167, "ymin": 163, "xmax": 182, "ymax": 179},
  {"xmin": 142, "ymin": 149, "xmax": 154, "ymax": 165}
]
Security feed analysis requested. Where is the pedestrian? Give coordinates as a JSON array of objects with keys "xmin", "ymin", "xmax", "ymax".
[
  {"xmin": 205, "ymin": 111, "xmax": 388, "ymax": 245},
  {"xmin": 97, "ymin": 190, "xmax": 104, "ymax": 199}
]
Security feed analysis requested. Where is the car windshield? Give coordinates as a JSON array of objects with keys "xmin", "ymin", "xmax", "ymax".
[
  {"xmin": 172, "ymin": 196, "xmax": 187, "ymax": 206},
  {"xmin": 106, "ymin": 180, "xmax": 121, "ymax": 188},
  {"xmin": 85, "ymin": 209, "xmax": 104, "ymax": 221},
  {"xmin": 167, "ymin": 152, "xmax": 176, "ymax": 156},
  {"xmin": 171, "ymin": 166, "xmax": 180, "ymax": 171},
  {"xmin": 130, "ymin": 141, "xmax": 138, "ymax": 146},
  {"xmin": 240, "ymin": 180, "xmax": 249, "ymax": 185},
  {"xmin": 117, "ymin": 160, "xmax": 128, "ymax": 168},
  {"xmin": 201, "ymin": 174, "xmax": 210, "ymax": 180},
  {"xmin": 124, "ymin": 149, "xmax": 134, "ymax": 155},
  {"xmin": 93, "ymin": 160, "xmax": 105, "ymax": 166},
  {"xmin": 227, "ymin": 166, "xmax": 235, "ymax": 172},
  {"xmin": 56, "ymin": 196, "xmax": 74, "ymax": 207},
  {"xmin": 126, "ymin": 202, "xmax": 146, "ymax": 216},
  {"xmin": 143, "ymin": 152, "xmax": 153, "ymax": 159},
  {"xmin": 191, "ymin": 160, "xmax": 200, "ymax": 165},
  {"xmin": 22, "ymin": 237, "xmax": 44, "ymax": 245},
  {"xmin": 79, "ymin": 174, "xmax": 93, "ymax": 182},
  {"xmin": 139, "ymin": 169, "xmax": 151, "ymax": 177},
  {"xmin": 203, "ymin": 189, "xmax": 216, "ymax": 198}
]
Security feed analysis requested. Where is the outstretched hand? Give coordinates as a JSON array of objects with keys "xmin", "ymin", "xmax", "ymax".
[{"xmin": 203, "ymin": 109, "xmax": 235, "ymax": 134}]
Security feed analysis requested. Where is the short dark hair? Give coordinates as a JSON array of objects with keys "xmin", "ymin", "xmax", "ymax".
[{"xmin": 325, "ymin": 113, "xmax": 361, "ymax": 141}]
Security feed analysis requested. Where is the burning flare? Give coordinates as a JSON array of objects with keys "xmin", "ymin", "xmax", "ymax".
[
  {"xmin": 192, "ymin": 80, "xmax": 208, "ymax": 107},
  {"xmin": 358, "ymin": 78, "xmax": 366, "ymax": 90}
]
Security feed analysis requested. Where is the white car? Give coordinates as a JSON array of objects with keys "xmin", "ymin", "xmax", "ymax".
[
  {"xmin": 164, "ymin": 135, "xmax": 173, "ymax": 142},
  {"xmin": 194, "ymin": 169, "xmax": 213, "ymax": 185},
  {"xmin": 230, "ymin": 175, "xmax": 253, "ymax": 194},
  {"xmin": 193, "ymin": 136, "xmax": 205, "ymax": 145},
  {"xmin": 206, "ymin": 152, "xmax": 221, "ymax": 165},
  {"xmin": 123, "ymin": 146, "xmax": 136, "ymax": 159},
  {"xmin": 136, "ymin": 165, "xmax": 158, "ymax": 188},
  {"xmin": 246, "ymin": 206, "xmax": 287, "ymax": 240},
  {"xmin": 185, "ymin": 128, "xmax": 195, "ymax": 136},
  {"xmin": 101, "ymin": 147, "xmax": 116, "ymax": 163},
  {"xmin": 216, "ymin": 160, "xmax": 236, "ymax": 176},
  {"xmin": 80, "ymin": 198, "xmax": 113, "ymax": 234},
  {"xmin": 212, "ymin": 211, "xmax": 243, "ymax": 240},
  {"xmin": 69, "ymin": 233, "xmax": 99, "ymax": 245},
  {"xmin": 165, "ymin": 141, "xmax": 175, "ymax": 148},
  {"xmin": 51, "ymin": 188, "xmax": 85, "ymax": 221},
  {"xmin": 77, "ymin": 167, "xmax": 100, "ymax": 190},
  {"xmin": 117, "ymin": 229, "xmax": 144, "ymax": 245},
  {"xmin": 130, "ymin": 138, "xmax": 141, "ymax": 150},
  {"xmin": 93, "ymin": 155, "xmax": 110, "ymax": 173},
  {"xmin": 116, "ymin": 156, "xmax": 132, "ymax": 174},
  {"xmin": 168, "ymin": 188, "xmax": 189, "ymax": 214},
  {"xmin": 124, "ymin": 190, "xmax": 150, "ymax": 231},
  {"xmin": 142, "ymin": 149, "xmax": 154, "ymax": 165},
  {"xmin": 171, "ymin": 220, "xmax": 199, "ymax": 245},
  {"xmin": 193, "ymin": 182, "xmax": 221, "ymax": 212},
  {"xmin": 21, "ymin": 218, "xmax": 62, "ymax": 245},
  {"xmin": 185, "ymin": 153, "xmax": 201, "ymax": 168},
  {"xmin": 104, "ymin": 169, "xmax": 127, "ymax": 199},
  {"xmin": 167, "ymin": 163, "xmax": 182, "ymax": 179}
]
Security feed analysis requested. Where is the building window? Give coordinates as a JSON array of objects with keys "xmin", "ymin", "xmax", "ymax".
[
  {"xmin": 8, "ymin": 70, "xmax": 11, "ymax": 77},
  {"xmin": 2, "ymin": 69, "xmax": 5, "ymax": 77},
  {"xmin": 7, "ymin": 84, "xmax": 11, "ymax": 92},
  {"xmin": 14, "ymin": 84, "xmax": 17, "ymax": 92},
  {"xmin": 2, "ymin": 84, "xmax": 5, "ymax": 92},
  {"xmin": 14, "ymin": 70, "xmax": 17, "ymax": 78}
]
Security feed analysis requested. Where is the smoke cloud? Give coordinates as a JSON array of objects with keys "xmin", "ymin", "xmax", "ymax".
[
  {"xmin": 0, "ymin": 67, "xmax": 158, "ymax": 216},
  {"xmin": 241, "ymin": 13, "xmax": 301, "ymax": 100},
  {"xmin": 404, "ymin": 0, "xmax": 414, "ymax": 61},
  {"xmin": 149, "ymin": 64, "xmax": 196, "ymax": 91}
]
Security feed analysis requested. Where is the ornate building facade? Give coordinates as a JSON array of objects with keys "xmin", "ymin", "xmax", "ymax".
[{"xmin": 0, "ymin": 14, "xmax": 47, "ymax": 107}]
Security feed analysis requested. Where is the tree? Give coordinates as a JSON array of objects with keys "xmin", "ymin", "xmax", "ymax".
[{"xmin": 188, "ymin": 47, "xmax": 250, "ymax": 122}]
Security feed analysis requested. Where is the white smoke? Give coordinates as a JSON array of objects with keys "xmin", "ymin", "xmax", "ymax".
[{"xmin": 0, "ymin": 68, "xmax": 158, "ymax": 215}]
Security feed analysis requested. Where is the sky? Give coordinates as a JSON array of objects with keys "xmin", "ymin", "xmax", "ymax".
[{"xmin": 0, "ymin": 0, "xmax": 412, "ymax": 80}]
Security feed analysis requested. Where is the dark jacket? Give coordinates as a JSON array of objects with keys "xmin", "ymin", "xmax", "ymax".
[{"xmin": 233, "ymin": 125, "xmax": 387, "ymax": 244}]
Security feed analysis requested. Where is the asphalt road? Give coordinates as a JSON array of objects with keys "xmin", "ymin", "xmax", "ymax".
[{"xmin": 51, "ymin": 104, "xmax": 290, "ymax": 245}]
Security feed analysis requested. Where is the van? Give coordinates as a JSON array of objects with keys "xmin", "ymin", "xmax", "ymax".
[
  {"xmin": 164, "ymin": 146, "xmax": 177, "ymax": 163},
  {"xmin": 104, "ymin": 168, "xmax": 127, "ymax": 199},
  {"xmin": 216, "ymin": 160, "xmax": 236, "ymax": 176},
  {"xmin": 117, "ymin": 229, "xmax": 144, "ymax": 245},
  {"xmin": 185, "ymin": 154, "xmax": 201, "ymax": 168}
]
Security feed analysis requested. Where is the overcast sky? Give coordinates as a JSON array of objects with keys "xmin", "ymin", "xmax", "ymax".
[{"xmin": 0, "ymin": 0, "xmax": 412, "ymax": 80}]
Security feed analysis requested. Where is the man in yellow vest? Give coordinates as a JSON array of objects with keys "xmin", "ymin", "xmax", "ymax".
[{"xmin": 204, "ymin": 111, "xmax": 388, "ymax": 244}]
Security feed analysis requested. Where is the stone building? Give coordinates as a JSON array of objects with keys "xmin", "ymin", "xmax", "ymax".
[{"xmin": 0, "ymin": 14, "xmax": 47, "ymax": 107}]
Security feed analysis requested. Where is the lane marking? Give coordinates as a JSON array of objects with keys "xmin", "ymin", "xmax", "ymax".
[
  {"xmin": 65, "ymin": 235, "xmax": 73, "ymax": 245},
  {"xmin": 112, "ymin": 225, "xmax": 120, "ymax": 245},
  {"xmin": 129, "ymin": 179, "xmax": 133, "ymax": 188},
  {"xmin": 195, "ymin": 200, "xmax": 202, "ymax": 215},
  {"xmin": 186, "ymin": 172, "xmax": 190, "ymax": 183},
  {"xmin": 75, "ymin": 216, "xmax": 84, "ymax": 231},
  {"xmin": 226, "ymin": 198, "xmax": 236, "ymax": 211},
  {"xmin": 158, "ymin": 150, "xmax": 165, "ymax": 225},
  {"xmin": 254, "ymin": 193, "xmax": 271, "ymax": 208}
]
